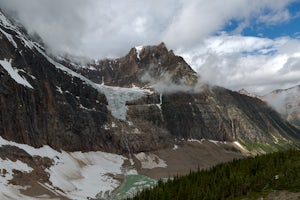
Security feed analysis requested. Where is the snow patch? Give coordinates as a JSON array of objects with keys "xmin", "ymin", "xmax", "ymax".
[
  {"xmin": 135, "ymin": 46, "xmax": 143, "ymax": 60},
  {"xmin": 79, "ymin": 104, "xmax": 96, "ymax": 111},
  {"xmin": 208, "ymin": 139, "xmax": 220, "ymax": 145},
  {"xmin": 17, "ymin": 69, "xmax": 36, "ymax": 80},
  {"xmin": 134, "ymin": 152, "xmax": 167, "ymax": 169},
  {"xmin": 103, "ymin": 124, "xmax": 110, "ymax": 130},
  {"xmin": 128, "ymin": 121, "xmax": 133, "ymax": 126},
  {"xmin": 0, "ymin": 28, "xmax": 17, "ymax": 48},
  {"xmin": 157, "ymin": 93, "xmax": 163, "ymax": 110},
  {"xmin": 80, "ymin": 65, "xmax": 97, "ymax": 71},
  {"xmin": 233, "ymin": 141, "xmax": 247, "ymax": 152},
  {"xmin": 187, "ymin": 138, "xmax": 204, "ymax": 144},
  {"xmin": 0, "ymin": 59, "xmax": 33, "ymax": 89},
  {"xmin": 56, "ymin": 86, "xmax": 63, "ymax": 94},
  {"xmin": 16, "ymin": 35, "xmax": 34, "ymax": 49},
  {"xmin": 172, "ymin": 145, "xmax": 178, "ymax": 150}
]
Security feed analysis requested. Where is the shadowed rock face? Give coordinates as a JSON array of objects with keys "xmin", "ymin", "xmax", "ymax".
[
  {"xmin": 0, "ymin": 11, "xmax": 299, "ymax": 155},
  {"xmin": 126, "ymin": 87, "xmax": 300, "ymax": 147},
  {"xmin": 0, "ymin": 31, "xmax": 115, "ymax": 152}
]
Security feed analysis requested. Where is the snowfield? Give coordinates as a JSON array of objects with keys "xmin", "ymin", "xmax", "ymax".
[{"xmin": 0, "ymin": 136, "xmax": 137, "ymax": 200}]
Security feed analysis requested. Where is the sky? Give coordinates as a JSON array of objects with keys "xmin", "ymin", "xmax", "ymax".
[{"xmin": 0, "ymin": 0, "xmax": 299, "ymax": 94}]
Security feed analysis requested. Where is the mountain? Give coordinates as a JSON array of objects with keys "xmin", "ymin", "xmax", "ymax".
[
  {"xmin": 262, "ymin": 85, "xmax": 300, "ymax": 127},
  {"xmin": 0, "ymin": 10, "xmax": 299, "ymax": 199},
  {"xmin": 66, "ymin": 44, "xmax": 300, "ymax": 148}
]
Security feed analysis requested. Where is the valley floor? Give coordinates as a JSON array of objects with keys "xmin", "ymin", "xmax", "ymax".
[
  {"xmin": 0, "ymin": 136, "xmax": 247, "ymax": 200},
  {"xmin": 135, "ymin": 139, "xmax": 245, "ymax": 179}
]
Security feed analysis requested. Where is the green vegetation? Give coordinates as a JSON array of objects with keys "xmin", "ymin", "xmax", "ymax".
[
  {"xmin": 240, "ymin": 140, "xmax": 293, "ymax": 154},
  {"xmin": 129, "ymin": 150, "xmax": 300, "ymax": 200}
]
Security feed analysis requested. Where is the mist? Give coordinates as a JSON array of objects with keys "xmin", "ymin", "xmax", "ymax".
[{"xmin": 140, "ymin": 71, "xmax": 205, "ymax": 94}]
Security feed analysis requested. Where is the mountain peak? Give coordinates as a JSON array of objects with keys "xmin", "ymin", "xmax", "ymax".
[
  {"xmin": 129, "ymin": 42, "xmax": 171, "ymax": 62},
  {"xmin": 69, "ymin": 42, "xmax": 199, "ymax": 89}
]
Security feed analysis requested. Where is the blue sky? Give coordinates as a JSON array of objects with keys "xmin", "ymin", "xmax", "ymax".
[
  {"xmin": 0, "ymin": 0, "xmax": 300, "ymax": 94},
  {"xmin": 223, "ymin": 1, "xmax": 300, "ymax": 39}
]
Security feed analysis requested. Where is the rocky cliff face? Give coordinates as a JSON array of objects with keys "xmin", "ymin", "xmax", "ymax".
[
  {"xmin": 0, "ymin": 10, "xmax": 299, "ymax": 157},
  {"xmin": 0, "ymin": 11, "xmax": 123, "ymax": 153},
  {"xmin": 125, "ymin": 86, "xmax": 299, "ymax": 148}
]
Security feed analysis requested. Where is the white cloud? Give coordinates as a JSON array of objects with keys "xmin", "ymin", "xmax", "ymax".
[
  {"xmin": 0, "ymin": 0, "xmax": 296, "ymax": 58},
  {"xmin": 203, "ymin": 34, "xmax": 275, "ymax": 55},
  {"xmin": 258, "ymin": 9, "xmax": 291, "ymax": 24},
  {"xmin": 179, "ymin": 35, "xmax": 300, "ymax": 95}
]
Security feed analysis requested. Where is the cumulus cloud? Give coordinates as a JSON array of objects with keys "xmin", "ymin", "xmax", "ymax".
[
  {"xmin": 0, "ymin": 0, "xmax": 178, "ymax": 58},
  {"xmin": 179, "ymin": 35, "xmax": 300, "ymax": 95},
  {"xmin": 0, "ymin": 0, "xmax": 296, "ymax": 58}
]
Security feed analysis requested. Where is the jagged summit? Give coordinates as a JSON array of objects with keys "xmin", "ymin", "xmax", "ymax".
[{"xmin": 66, "ymin": 42, "xmax": 199, "ymax": 89}]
